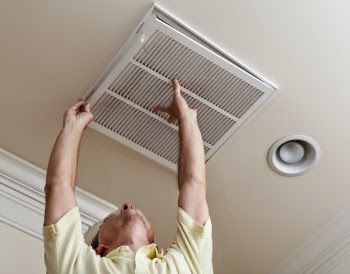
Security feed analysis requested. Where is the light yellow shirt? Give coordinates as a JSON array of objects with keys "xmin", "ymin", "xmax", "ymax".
[{"xmin": 43, "ymin": 207, "xmax": 213, "ymax": 274}]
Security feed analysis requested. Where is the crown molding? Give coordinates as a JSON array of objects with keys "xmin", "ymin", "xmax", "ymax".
[
  {"xmin": 0, "ymin": 148, "xmax": 117, "ymax": 240},
  {"xmin": 270, "ymin": 207, "xmax": 350, "ymax": 274}
]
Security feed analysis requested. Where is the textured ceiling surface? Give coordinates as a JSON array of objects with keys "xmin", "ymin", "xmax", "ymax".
[{"xmin": 1, "ymin": 1, "xmax": 350, "ymax": 273}]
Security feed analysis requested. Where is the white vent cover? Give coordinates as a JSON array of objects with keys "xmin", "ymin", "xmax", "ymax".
[{"xmin": 85, "ymin": 4, "xmax": 278, "ymax": 172}]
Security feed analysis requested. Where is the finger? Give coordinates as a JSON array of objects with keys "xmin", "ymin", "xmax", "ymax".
[
  {"xmin": 82, "ymin": 112, "xmax": 94, "ymax": 123},
  {"xmin": 79, "ymin": 114, "xmax": 94, "ymax": 131},
  {"xmin": 167, "ymin": 116, "xmax": 176, "ymax": 124},
  {"xmin": 154, "ymin": 104, "xmax": 170, "ymax": 113},
  {"xmin": 172, "ymin": 79, "xmax": 180, "ymax": 87},
  {"xmin": 71, "ymin": 99, "xmax": 85, "ymax": 110},
  {"xmin": 83, "ymin": 102, "xmax": 91, "ymax": 113},
  {"xmin": 172, "ymin": 79, "xmax": 181, "ymax": 97}
]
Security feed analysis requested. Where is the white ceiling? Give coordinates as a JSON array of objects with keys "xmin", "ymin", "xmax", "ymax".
[{"xmin": 1, "ymin": 0, "xmax": 350, "ymax": 273}]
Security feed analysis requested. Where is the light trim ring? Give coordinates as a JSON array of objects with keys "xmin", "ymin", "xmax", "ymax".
[{"xmin": 268, "ymin": 135, "xmax": 321, "ymax": 176}]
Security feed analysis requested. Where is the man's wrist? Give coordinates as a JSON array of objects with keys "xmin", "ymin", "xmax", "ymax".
[
  {"xmin": 61, "ymin": 123, "xmax": 84, "ymax": 140},
  {"xmin": 179, "ymin": 113, "xmax": 197, "ymax": 128}
]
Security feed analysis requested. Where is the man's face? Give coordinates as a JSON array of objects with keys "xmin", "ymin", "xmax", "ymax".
[{"xmin": 97, "ymin": 202, "xmax": 154, "ymax": 254}]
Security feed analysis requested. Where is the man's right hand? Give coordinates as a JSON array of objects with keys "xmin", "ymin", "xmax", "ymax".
[
  {"xmin": 154, "ymin": 79, "xmax": 197, "ymax": 124},
  {"xmin": 63, "ymin": 99, "xmax": 94, "ymax": 133}
]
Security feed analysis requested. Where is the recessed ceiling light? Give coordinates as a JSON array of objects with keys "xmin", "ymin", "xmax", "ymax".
[
  {"xmin": 268, "ymin": 135, "xmax": 321, "ymax": 176},
  {"xmin": 279, "ymin": 141, "xmax": 305, "ymax": 164}
]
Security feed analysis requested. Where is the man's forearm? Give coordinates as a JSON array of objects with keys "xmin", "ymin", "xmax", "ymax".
[
  {"xmin": 178, "ymin": 113, "xmax": 206, "ymax": 189},
  {"xmin": 177, "ymin": 112, "xmax": 209, "ymax": 224},
  {"xmin": 46, "ymin": 125, "xmax": 82, "ymax": 190},
  {"xmin": 44, "ymin": 125, "xmax": 83, "ymax": 225},
  {"xmin": 154, "ymin": 80, "xmax": 208, "ymax": 223},
  {"xmin": 44, "ymin": 99, "xmax": 92, "ymax": 225}
]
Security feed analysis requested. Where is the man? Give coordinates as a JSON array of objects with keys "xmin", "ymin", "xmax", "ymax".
[{"xmin": 43, "ymin": 79, "xmax": 213, "ymax": 274}]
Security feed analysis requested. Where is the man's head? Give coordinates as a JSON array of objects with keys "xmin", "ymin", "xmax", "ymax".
[{"xmin": 91, "ymin": 202, "xmax": 154, "ymax": 256}]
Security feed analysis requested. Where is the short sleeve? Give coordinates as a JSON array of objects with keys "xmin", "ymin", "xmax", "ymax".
[
  {"xmin": 43, "ymin": 207, "xmax": 81, "ymax": 240},
  {"xmin": 43, "ymin": 207, "xmax": 101, "ymax": 274},
  {"xmin": 174, "ymin": 207, "xmax": 213, "ymax": 274}
]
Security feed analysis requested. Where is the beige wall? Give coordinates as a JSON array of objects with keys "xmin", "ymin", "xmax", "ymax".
[{"xmin": 0, "ymin": 222, "xmax": 45, "ymax": 274}]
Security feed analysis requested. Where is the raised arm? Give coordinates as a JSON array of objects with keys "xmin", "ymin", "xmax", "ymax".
[
  {"xmin": 155, "ymin": 80, "xmax": 209, "ymax": 224},
  {"xmin": 44, "ymin": 99, "xmax": 93, "ymax": 225}
]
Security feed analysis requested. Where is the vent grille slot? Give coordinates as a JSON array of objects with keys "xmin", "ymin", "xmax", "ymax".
[
  {"xmin": 135, "ymin": 31, "xmax": 264, "ymax": 118},
  {"xmin": 108, "ymin": 63, "xmax": 236, "ymax": 145}
]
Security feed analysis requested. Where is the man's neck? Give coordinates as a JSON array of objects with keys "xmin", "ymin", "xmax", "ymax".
[
  {"xmin": 127, "ymin": 241, "xmax": 147, "ymax": 253},
  {"xmin": 117, "ymin": 238, "xmax": 150, "ymax": 253}
]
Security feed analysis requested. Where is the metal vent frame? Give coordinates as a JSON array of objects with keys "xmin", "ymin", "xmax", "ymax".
[{"xmin": 84, "ymin": 4, "xmax": 279, "ymax": 172}]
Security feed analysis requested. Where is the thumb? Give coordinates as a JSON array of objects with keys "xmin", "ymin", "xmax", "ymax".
[
  {"xmin": 172, "ymin": 79, "xmax": 181, "ymax": 97},
  {"xmin": 81, "ymin": 112, "xmax": 94, "ymax": 123},
  {"xmin": 78, "ymin": 104, "xmax": 94, "ymax": 128},
  {"xmin": 84, "ymin": 102, "xmax": 91, "ymax": 113}
]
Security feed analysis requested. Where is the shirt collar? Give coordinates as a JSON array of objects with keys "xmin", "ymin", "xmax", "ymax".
[{"xmin": 106, "ymin": 243, "xmax": 161, "ymax": 260}]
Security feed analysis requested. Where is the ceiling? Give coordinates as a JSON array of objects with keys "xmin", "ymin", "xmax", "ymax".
[{"xmin": 1, "ymin": 0, "xmax": 350, "ymax": 273}]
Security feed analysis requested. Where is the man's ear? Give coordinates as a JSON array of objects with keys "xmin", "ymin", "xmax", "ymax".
[{"xmin": 96, "ymin": 243, "xmax": 109, "ymax": 257}]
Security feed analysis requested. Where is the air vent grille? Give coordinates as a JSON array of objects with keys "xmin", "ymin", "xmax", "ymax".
[{"xmin": 86, "ymin": 6, "xmax": 277, "ymax": 171}]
